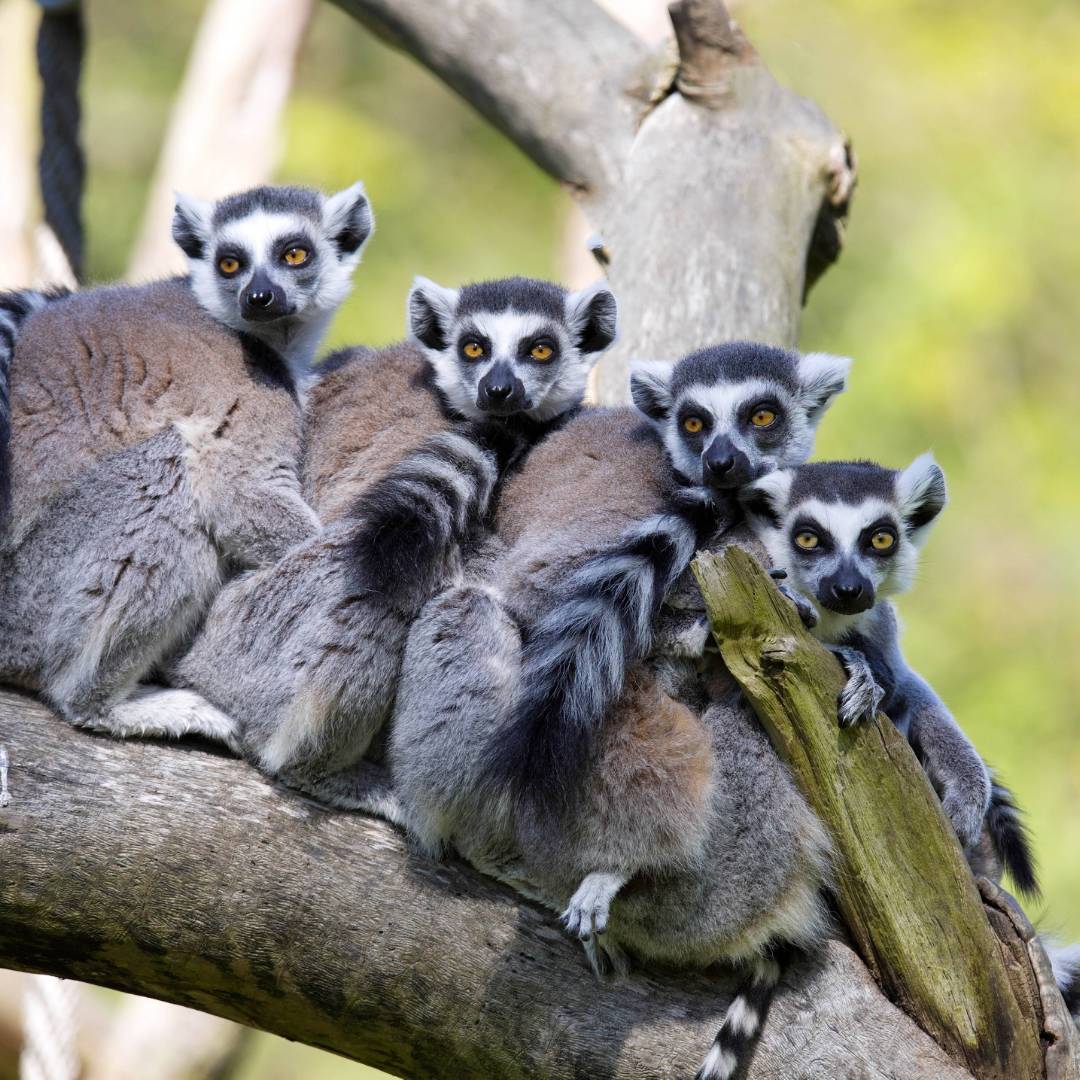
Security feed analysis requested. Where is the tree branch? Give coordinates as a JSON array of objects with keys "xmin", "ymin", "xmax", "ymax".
[
  {"xmin": 1, "ymin": 688, "xmax": 983, "ymax": 1079},
  {"xmin": 693, "ymin": 547, "xmax": 1080, "ymax": 1080},
  {"xmin": 329, "ymin": 0, "xmax": 649, "ymax": 196}
]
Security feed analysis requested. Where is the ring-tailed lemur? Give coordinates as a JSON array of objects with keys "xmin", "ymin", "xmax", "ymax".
[
  {"xmin": 388, "ymin": 343, "xmax": 851, "ymax": 1080},
  {"xmin": 151, "ymin": 277, "xmax": 620, "ymax": 809},
  {"xmin": 475, "ymin": 343, "xmax": 852, "ymax": 817},
  {"xmin": 741, "ymin": 456, "xmax": 1039, "ymax": 898},
  {"xmin": 0, "ymin": 182, "xmax": 372, "ymax": 739}
]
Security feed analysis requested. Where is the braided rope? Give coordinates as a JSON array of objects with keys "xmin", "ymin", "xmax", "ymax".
[
  {"xmin": 20, "ymin": 975, "xmax": 80, "ymax": 1080},
  {"xmin": 36, "ymin": 0, "xmax": 85, "ymax": 282}
]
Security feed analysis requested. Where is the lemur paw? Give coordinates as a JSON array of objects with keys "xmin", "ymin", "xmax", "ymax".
[
  {"xmin": 770, "ymin": 570, "xmax": 819, "ymax": 629},
  {"xmin": 561, "ymin": 871, "xmax": 625, "ymax": 939},
  {"xmin": 583, "ymin": 933, "xmax": 631, "ymax": 981},
  {"xmin": 831, "ymin": 645, "xmax": 886, "ymax": 728}
]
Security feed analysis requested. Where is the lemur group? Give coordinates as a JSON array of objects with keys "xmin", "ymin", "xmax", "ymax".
[{"xmin": 0, "ymin": 181, "xmax": 1075, "ymax": 1078}]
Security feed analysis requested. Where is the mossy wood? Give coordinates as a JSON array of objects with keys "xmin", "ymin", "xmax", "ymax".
[{"xmin": 692, "ymin": 545, "xmax": 1063, "ymax": 1080}]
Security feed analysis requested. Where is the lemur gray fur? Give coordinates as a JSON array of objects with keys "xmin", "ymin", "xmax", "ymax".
[
  {"xmin": 0, "ymin": 182, "xmax": 373, "ymax": 739},
  {"xmin": 387, "ymin": 343, "xmax": 852, "ymax": 1080},
  {"xmin": 741, "ymin": 456, "xmax": 1039, "ymax": 898},
  {"xmin": 154, "ymin": 276, "xmax": 620, "ymax": 809}
]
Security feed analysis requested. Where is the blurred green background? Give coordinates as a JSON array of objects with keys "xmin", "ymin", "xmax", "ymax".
[{"xmin": 46, "ymin": 0, "xmax": 1080, "ymax": 1074}]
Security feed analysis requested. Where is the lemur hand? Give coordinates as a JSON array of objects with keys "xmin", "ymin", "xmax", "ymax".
[
  {"xmin": 770, "ymin": 569, "xmax": 819, "ymax": 629},
  {"xmin": 829, "ymin": 645, "xmax": 886, "ymax": 728}
]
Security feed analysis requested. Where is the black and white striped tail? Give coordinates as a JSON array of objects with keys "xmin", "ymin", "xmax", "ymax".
[
  {"xmin": 0, "ymin": 286, "xmax": 70, "ymax": 524},
  {"xmin": 697, "ymin": 946, "xmax": 797, "ymax": 1080},
  {"xmin": 483, "ymin": 486, "xmax": 719, "ymax": 813},
  {"xmin": 347, "ymin": 421, "xmax": 526, "ymax": 611},
  {"xmin": 986, "ymin": 775, "xmax": 1039, "ymax": 900}
]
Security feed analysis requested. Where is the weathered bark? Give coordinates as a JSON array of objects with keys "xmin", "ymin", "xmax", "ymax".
[
  {"xmin": 330, "ymin": 0, "xmax": 855, "ymax": 404},
  {"xmin": 693, "ymin": 546, "xmax": 1080, "ymax": 1080},
  {"xmin": 1, "ymin": 688, "xmax": 983, "ymax": 1080}
]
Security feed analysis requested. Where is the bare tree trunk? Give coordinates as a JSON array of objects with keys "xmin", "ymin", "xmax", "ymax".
[
  {"xmin": 126, "ymin": 0, "xmax": 315, "ymax": 282},
  {"xmin": 0, "ymin": 689, "xmax": 981, "ymax": 1080},
  {"xmin": 331, "ymin": 0, "xmax": 854, "ymax": 403}
]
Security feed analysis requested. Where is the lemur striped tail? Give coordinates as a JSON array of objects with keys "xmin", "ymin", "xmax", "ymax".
[
  {"xmin": 348, "ymin": 421, "xmax": 527, "ymax": 611},
  {"xmin": 986, "ymin": 775, "xmax": 1039, "ymax": 900},
  {"xmin": 0, "ymin": 287, "xmax": 70, "ymax": 525},
  {"xmin": 484, "ymin": 486, "xmax": 720, "ymax": 812},
  {"xmin": 696, "ymin": 946, "xmax": 798, "ymax": 1080}
]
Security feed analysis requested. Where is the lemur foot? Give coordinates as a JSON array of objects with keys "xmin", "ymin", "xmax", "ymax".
[
  {"xmin": 830, "ymin": 645, "xmax": 886, "ymax": 728},
  {"xmin": 583, "ymin": 933, "xmax": 631, "ymax": 980},
  {"xmin": 769, "ymin": 569, "xmax": 819, "ymax": 629},
  {"xmin": 561, "ymin": 871, "xmax": 626, "ymax": 939}
]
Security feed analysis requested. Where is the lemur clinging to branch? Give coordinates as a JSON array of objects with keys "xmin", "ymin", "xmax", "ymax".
[
  {"xmin": 388, "ymin": 342, "xmax": 852, "ymax": 1080},
  {"xmin": 0, "ymin": 183, "xmax": 372, "ymax": 740},
  {"xmin": 741, "ymin": 456, "xmax": 1039, "ymax": 898}
]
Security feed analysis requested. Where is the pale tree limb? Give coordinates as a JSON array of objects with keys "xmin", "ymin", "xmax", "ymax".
[
  {"xmin": 693, "ymin": 547, "xmax": 1080, "ymax": 1080},
  {"xmin": 331, "ymin": 0, "xmax": 855, "ymax": 404},
  {"xmin": 0, "ymin": 689, "xmax": 978, "ymax": 1080},
  {"xmin": 126, "ymin": 0, "xmax": 316, "ymax": 282}
]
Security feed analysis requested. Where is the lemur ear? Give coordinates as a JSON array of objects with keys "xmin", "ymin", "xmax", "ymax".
[
  {"xmin": 407, "ymin": 276, "xmax": 459, "ymax": 351},
  {"xmin": 323, "ymin": 181, "xmax": 374, "ymax": 258},
  {"xmin": 172, "ymin": 192, "xmax": 213, "ymax": 260},
  {"xmin": 797, "ymin": 352, "xmax": 852, "ymax": 423},
  {"xmin": 740, "ymin": 469, "xmax": 793, "ymax": 529},
  {"xmin": 897, "ymin": 453, "xmax": 947, "ymax": 543},
  {"xmin": 565, "ymin": 282, "xmax": 618, "ymax": 356},
  {"xmin": 628, "ymin": 360, "xmax": 673, "ymax": 423}
]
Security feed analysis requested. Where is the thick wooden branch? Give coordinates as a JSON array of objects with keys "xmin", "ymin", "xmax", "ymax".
[
  {"xmin": 693, "ymin": 547, "xmax": 1080, "ymax": 1080},
  {"xmin": 329, "ymin": 0, "xmax": 648, "ymax": 195},
  {"xmin": 1, "ymin": 688, "xmax": 985, "ymax": 1079}
]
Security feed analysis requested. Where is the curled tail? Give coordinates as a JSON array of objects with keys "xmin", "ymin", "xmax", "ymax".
[
  {"xmin": 484, "ymin": 486, "xmax": 719, "ymax": 812},
  {"xmin": 697, "ymin": 946, "xmax": 799, "ymax": 1080},
  {"xmin": 986, "ymin": 775, "xmax": 1039, "ymax": 900},
  {"xmin": 0, "ymin": 286, "xmax": 70, "ymax": 525},
  {"xmin": 348, "ymin": 421, "xmax": 526, "ymax": 611}
]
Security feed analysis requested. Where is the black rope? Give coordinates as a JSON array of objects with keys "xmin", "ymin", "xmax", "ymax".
[{"xmin": 36, "ymin": 0, "xmax": 85, "ymax": 282}]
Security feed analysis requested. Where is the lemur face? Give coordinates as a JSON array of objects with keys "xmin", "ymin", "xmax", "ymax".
[
  {"xmin": 174, "ymin": 182, "xmax": 373, "ymax": 336},
  {"xmin": 742, "ymin": 455, "xmax": 947, "ymax": 628},
  {"xmin": 630, "ymin": 344, "xmax": 851, "ymax": 491},
  {"xmin": 407, "ymin": 276, "xmax": 617, "ymax": 421}
]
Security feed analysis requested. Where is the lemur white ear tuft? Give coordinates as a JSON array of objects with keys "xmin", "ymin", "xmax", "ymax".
[
  {"xmin": 323, "ymin": 181, "xmax": 374, "ymax": 258},
  {"xmin": 628, "ymin": 360, "xmax": 673, "ymax": 423},
  {"xmin": 407, "ymin": 276, "xmax": 459, "ymax": 351},
  {"xmin": 740, "ymin": 469, "xmax": 793, "ymax": 529},
  {"xmin": 565, "ymin": 282, "xmax": 618, "ymax": 357},
  {"xmin": 797, "ymin": 352, "xmax": 853, "ymax": 423},
  {"xmin": 897, "ymin": 452, "xmax": 947, "ymax": 543},
  {"xmin": 171, "ymin": 192, "xmax": 213, "ymax": 260}
]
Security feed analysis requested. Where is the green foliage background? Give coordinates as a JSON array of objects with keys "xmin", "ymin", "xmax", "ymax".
[{"xmin": 77, "ymin": 0, "xmax": 1079, "ymax": 1074}]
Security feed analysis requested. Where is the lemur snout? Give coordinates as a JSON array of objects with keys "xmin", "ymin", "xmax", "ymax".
[
  {"xmin": 702, "ymin": 436, "xmax": 752, "ymax": 490},
  {"xmin": 241, "ymin": 271, "xmax": 288, "ymax": 322},
  {"xmin": 477, "ymin": 363, "xmax": 525, "ymax": 414},
  {"xmin": 821, "ymin": 569, "xmax": 874, "ymax": 614}
]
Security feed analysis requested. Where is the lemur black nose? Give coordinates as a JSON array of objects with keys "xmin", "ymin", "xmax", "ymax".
[
  {"xmin": 484, "ymin": 382, "xmax": 513, "ymax": 401},
  {"xmin": 247, "ymin": 289, "xmax": 274, "ymax": 309},
  {"xmin": 706, "ymin": 454, "xmax": 735, "ymax": 476},
  {"xmin": 831, "ymin": 582, "xmax": 865, "ymax": 603}
]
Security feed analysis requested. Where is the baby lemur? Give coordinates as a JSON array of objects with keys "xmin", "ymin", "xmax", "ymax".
[
  {"xmin": 388, "ymin": 343, "xmax": 852, "ymax": 1080},
  {"xmin": 742, "ymin": 457, "xmax": 1038, "ymax": 897},
  {"xmin": 0, "ymin": 182, "xmax": 372, "ymax": 739},
  {"xmin": 159, "ymin": 276, "xmax": 618, "ymax": 809}
]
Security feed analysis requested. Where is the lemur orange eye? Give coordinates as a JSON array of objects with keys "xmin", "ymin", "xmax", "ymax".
[
  {"xmin": 795, "ymin": 530, "xmax": 820, "ymax": 550},
  {"xmin": 871, "ymin": 530, "xmax": 896, "ymax": 552},
  {"xmin": 751, "ymin": 407, "xmax": 777, "ymax": 428},
  {"xmin": 683, "ymin": 416, "xmax": 704, "ymax": 434},
  {"xmin": 283, "ymin": 246, "xmax": 310, "ymax": 266},
  {"xmin": 463, "ymin": 341, "xmax": 484, "ymax": 359},
  {"xmin": 218, "ymin": 256, "xmax": 240, "ymax": 275},
  {"xmin": 530, "ymin": 343, "xmax": 553, "ymax": 361}
]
